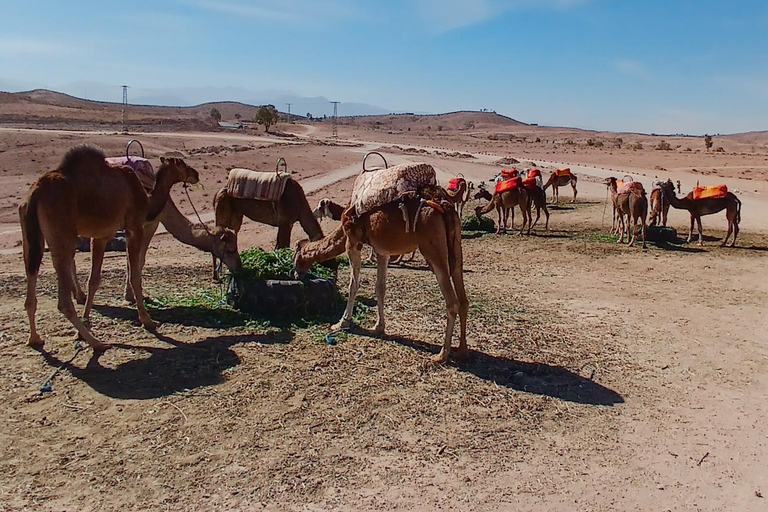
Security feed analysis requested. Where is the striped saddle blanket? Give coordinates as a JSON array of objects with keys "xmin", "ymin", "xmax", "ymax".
[
  {"xmin": 350, "ymin": 162, "xmax": 437, "ymax": 216},
  {"xmin": 495, "ymin": 177, "xmax": 522, "ymax": 194},
  {"xmin": 692, "ymin": 185, "xmax": 727, "ymax": 200},
  {"xmin": 618, "ymin": 182, "xmax": 644, "ymax": 195},
  {"xmin": 226, "ymin": 168, "xmax": 291, "ymax": 201},
  {"xmin": 106, "ymin": 156, "xmax": 155, "ymax": 192}
]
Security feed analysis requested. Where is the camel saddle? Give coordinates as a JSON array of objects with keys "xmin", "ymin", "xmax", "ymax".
[
  {"xmin": 495, "ymin": 177, "xmax": 522, "ymax": 194},
  {"xmin": 350, "ymin": 162, "xmax": 437, "ymax": 216},
  {"xmin": 447, "ymin": 177, "xmax": 465, "ymax": 191},
  {"xmin": 618, "ymin": 181, "xmax": 644, "ymax": 196},
  {"xmin": 226, "ymin": 168, "xmax": 291, "ymax": 201},
  {"xmin": 692, "ymin": 184, "xmax": 727, "ymax": 200},
  {"xmin": 105, "ymin": 156, "xmax": 155, "ymax": 192},
  {"xmin": 555, "ymin": 168, "xmax": 571, "ymax": 176},
  {"xmin": 501, "ymin": 169, "xmax": 519, "ymax": 179},
  {"xmin": 522, "ymin": 177, "xmax": 538, "ymax": 189},
  {"xmin": 526, "ymin": 169, "xmax": 541, "ymax": 179}
]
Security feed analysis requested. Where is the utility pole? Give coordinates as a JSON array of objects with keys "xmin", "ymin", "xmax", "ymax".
[
  {"xmin": 285, "ymin": 103, "xmax": 293, "ymax": 123},
  {"xmin": 330, "ymin": 101, "xmax": 340, "ymax": 138},
  {"xmin": 121, "ymin": 85, "xmax": 129, "ymax": 134}
]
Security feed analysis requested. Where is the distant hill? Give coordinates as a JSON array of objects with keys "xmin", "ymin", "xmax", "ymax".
[{"xmin": 341, "ymin": 111, "xmax": 529, "ymax": 131}]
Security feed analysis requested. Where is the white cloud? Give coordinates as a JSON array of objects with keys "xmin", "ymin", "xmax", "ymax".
[
  {"xmin": 412, "ymin": 0, "xmax": 597, "ymax": 31},
  {"xmin": 0, "ymin": 38, "xmax": 79, "ymax": 57}
]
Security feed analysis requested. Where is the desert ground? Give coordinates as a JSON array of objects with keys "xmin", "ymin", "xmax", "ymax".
[{"xmin": 0, "ymin": 97, "xmax": 767, "ymax": 511}]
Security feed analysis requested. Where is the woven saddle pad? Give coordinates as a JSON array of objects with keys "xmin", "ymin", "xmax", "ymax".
[
  {"xmin": 106, "ymin": 156, "xmax": 156, "ymax": 192},
  {"xmin": 618, "ymin": 181, "xmax": 644, "ymax": 195},
  {"xmin": 350, "ymin": 162, "xmax": 437, "ymax": 216},
  {"xmin": 226, "ymin": 168, "xmax": 291, "ymax": 201}
]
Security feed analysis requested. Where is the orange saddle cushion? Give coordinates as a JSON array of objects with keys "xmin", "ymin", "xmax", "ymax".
[
  {"xmin": 501, "ymin": 169, "xmax": 519, "ymax": 179},
  {"xmin": 555, "ymin": 168, "xmax": 571, "ymax": 176},
  {"xmin": 495, "ymin": 177, "xmax": 522, "ymax": 194},
  {"xmin": 522, "ymin": 177, "xmax": 538, "ymax": 189},
  {"xmin": 692, "ymin": 185, "xmax": 727, "ymax": 200},
  {"xmin": 447, "ymin": 177, "xmax": 465, "ymax": 191},
  {"xmin": 526, "ymin": 169, "xmax": 541, "ymax": 179}
]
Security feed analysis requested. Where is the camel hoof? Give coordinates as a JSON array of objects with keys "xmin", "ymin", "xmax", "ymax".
[
  {"xmin": 124, "ymin": 295, "xmax": 136, "ymax": 305},
  {"xmin": 373, "ymin": 324, "xmax": 385, "ymax": 336},
  {"xmin": 141, "ymin": 319, "xmax": 159, "ymax": 331},
  {"xmin": 331, "ymin": 319, "xmax": 351, "ymax": 332},
  {"xmin": 75, "ymin": 292, "xmax": 86, "ymax": 306},
  {"xmin": 27, "ymin": 334, "xmax": 44, "ymax": 348},
  {"xmin": 430, "ymin": 350, "xmax": 449, "ymax": 365},
  {"xmin": 454, "ymin": 346, "xmax": 470, "ymax": 362}
]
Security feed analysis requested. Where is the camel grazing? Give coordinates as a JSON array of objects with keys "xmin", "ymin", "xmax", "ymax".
[
  {"xmin": 543, "ymin": 170, "xmax": 578, "ymax": 203},
  {"xmin": 294, "ymin": 194, "xmax": 468, "ymax": 364},
  {"xmin": 659, "ymin": 181, "xmax": 741, "ymax": 247},
  {"xmin": 213, "ymin": 175, "xmax": 323, "ymax": 280},
  {"xmin": 474, "ymin": 186, "xmax": 531, "ymax": 235},
  {"xmin": 20, "ymin": 146, "xmax": 198, "ymax": 352},
  {"xmin": 605, "ymin": 178, "xmax": 648, "ymax": 249},
  {"xmin": 649, "ymin": 180, "xmax": 671, "ymax": 227},
  {"xmin": 72, "ymin": 197, "xmax": 242, "ymax": 303},
  {"xmin": 313, "ymin": 198, "xmax": 416, "ymax": 264}
]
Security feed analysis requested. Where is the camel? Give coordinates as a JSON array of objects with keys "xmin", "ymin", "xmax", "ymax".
[
  {"xmin": 649, "ymin": 180, "xmax": 671, "ymax": 227},
  {"xmin": 213, "ymin": 177, "xmax": 323, "ymax": 280},
  {"xmin": 444, "ymin": 177, "xmax": 469, "ymax": 217},
  {"xmin": 473, "ymin": 186, "xmax": 531, "ymax": 235},
  {"xmin": 20, "ymin": 146, "xmax": 198, "ymax": 352},
  {"xmin": 605, "ymin": 178, "xmax": 648, "ymax": 249},
  {"xmin": 313, "ymin": 198, "xmax": 416, "ymax": 264},
  {"xmin": 659, "ymin": 181, "xmax": 741, "ymax": 247},
  {"xmin": 72, "ymin": 197, "xmax": 242, "ymax": 303},
  {"xmin": 294, "ymin": 193, "xmax": 468, "ymax": 364},
  {"xmin": 543, "ymin": 171, "xmax": 578, "ymax": 203}
]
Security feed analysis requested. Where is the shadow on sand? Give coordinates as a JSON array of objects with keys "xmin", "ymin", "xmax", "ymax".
[
  {"xmin": 39, "ymin": 330, "xmax": 293, "ymax": 400},
  {"xmin": 357, "ymin": 329, "xmax": 624, "ymax": 406}
]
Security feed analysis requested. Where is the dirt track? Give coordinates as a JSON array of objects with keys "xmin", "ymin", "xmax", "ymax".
[{"xmin": 0, "ymin": 125, "xmax": 767, "ymax": 511}]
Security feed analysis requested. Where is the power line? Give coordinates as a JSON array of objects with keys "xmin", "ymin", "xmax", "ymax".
[
  {"xmin": 285, "ymin": 103, "xmax": 293, "ymax": 123},
  {"xmin": 330, "ymin": 101, "xmax": 340, "ymax": 138}
]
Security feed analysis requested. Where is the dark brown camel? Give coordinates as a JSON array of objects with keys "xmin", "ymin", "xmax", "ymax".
[
  {"xmin": 659, "ymin": 181, "xmax": 741, "ymax": 247},
  {"xmin": 649, "ymin": 181, "xmax": 671, "ymax": 227},
  {"xmin": 473, "ymin": 186, "xmax": 531, "ymax": 234},
  {"xmin": 543, "ymin": 171, "xmax": 578, "ymax": 203}
]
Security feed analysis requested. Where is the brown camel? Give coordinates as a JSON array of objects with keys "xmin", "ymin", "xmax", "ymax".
[
  {"xmin": 649, "ymin": 181, "xmax": 671, "ymax": 227},
  {"xmin": 605, "ymin": 178, "xmax": 648, "ymax": 249},
  {"xmin": 444, "ymin": 177, "xmax": 469, "ymax": 217},
  {"xmin": 543, "ymin": 171, "xmax": 578, "ymax": 203},
  {"xmin": 294, "ymin": 195, "xmax": 468, "ymax": 364},
  {"xmin": 659, "ymin": 181, "xmax": 740, "ymax": 246},
  {"xmin": 474, "ymin": 186, "xmax": 531, "ymax": 235},
  {"xmin": 72, "ymin": 197, "xmax": 241, "ymax": 304},
  {"xmin": 313, "ymin": 198, "xmax": 416, "ymax": 264},
  {"xmin": 20, "ymin": 146, "xmax": 198, "ymax": 352},
  {"xmin": 212, "ymin": 177, "xmax": 323, "ymax": 280}
]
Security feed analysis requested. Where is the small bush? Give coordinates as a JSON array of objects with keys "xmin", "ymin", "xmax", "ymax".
[
  {"xmin": 237, "ymin": 248, "xmax": 346, "ymax": 281},
  {"xmin": 462, "ymin": 214, "xmax": 495, "ymax": 232}
]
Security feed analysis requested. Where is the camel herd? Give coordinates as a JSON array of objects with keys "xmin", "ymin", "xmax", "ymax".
[{"xmin": 18, "ymin": 145, "xmax": 744, "ymax": 363}]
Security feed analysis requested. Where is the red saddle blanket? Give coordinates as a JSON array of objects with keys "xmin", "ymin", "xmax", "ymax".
[
  {"xmin": 526, "ymin": 169, "xmax": 541, "ymax": 179},
  {"xmin": 447, "ymin": 177, "xmax": 465, "ymax": 191},
  {"xmin": 501, "ymin": 169, "xmax": 519, "ymax": 179},
  {"xmin": 555, "ymin": 168, "xmax": 571, "ymax": 176},
  {"xmin": 495, "ymin": 177, "xmax": 522, "ymax": 194},
  {"xmin": 618, "ymin": 181, "xmax": 644, "ymax": 195},
  {"xmin": 692, "ymin": 185, "xmax": 727, "ymax": 200},
  {"xmin": 522, "ymin": 178, "xmax": 538, "ymax": 189}
]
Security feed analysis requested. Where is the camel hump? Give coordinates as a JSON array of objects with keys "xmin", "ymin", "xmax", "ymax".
[{"xmin": 58, "ymin": 145, "xmax": 107, "ymax": 175}]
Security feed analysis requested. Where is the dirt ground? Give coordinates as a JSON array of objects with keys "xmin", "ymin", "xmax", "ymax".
[{"xmin": 0, "ymin": 123, "xmax": 767, "ymax": 511}]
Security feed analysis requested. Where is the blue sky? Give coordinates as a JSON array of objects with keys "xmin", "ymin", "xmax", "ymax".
[{"xmin": 1, "ymin": 0, "xmax": 767, "ymax": 134}]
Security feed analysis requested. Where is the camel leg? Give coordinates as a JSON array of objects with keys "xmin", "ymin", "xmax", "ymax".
[
  {"xmin": 83, "ymin": 237, "xmax": 109, "ymax": 322},
  {"xmin": 530, "ymin": 204, "xmax": 540, "ymax": 232},
  {"xmin": 126, "ymin": 230, "xmax": 157, "ymax": 330},
  {"xmin": 628, "ymin": 216, "xmax": 637, "ymax": 246},
  {"xmin": 571, "ymin": 183, "xmax": 577, "ymax": 203},
  {"xmin": 420, "ymin": 242, "xmax": 459, "ymax": 365},
  {"xmin": 51, "ymin": 249, "xmax": 109, "ymax": 351},
  {"xmin": 275, "ymin": 221, "xmax": 293, "ymax": 249},
  {"xmin": 495, "ymin": 207, "xmax": 503, "ymax": 235},
  {"xmin": 731, "ymin": 210, "xmax": 740, "ymax": 247},
  {"xmin": 125, "ymin": 221, "xmax": 158, "ymax": 303},
  {"xmin": 24, "ymin": 269, "xmax": 42, "ymax": 347},
  {"xmin": 373, "ymin": 253, "xmax": 389, "ymax": 335},
  {"xmin": 687, "ymin": 214, "xmax": 695, "ymax": 243},
  {"xmin": 617, "ymin": 213, "xmax": 625, "ymax": 244},
  {"xmin": 333, "ymin": 244, "xmax": 362, "ymax": 331},
  {"xmin": 543, "ymin": 205, "xmax": 550, "ymax": 230},
  {"xmin": 71, "ymin": 260, "xmax": 86, "ymax": 305},
  {"xmin": 696, "ymin": 217, "xmax": 704, "ymax": 246},
  {"xmin": 641, "ymin": 216, "xmax": 647, "ymax": 250}
]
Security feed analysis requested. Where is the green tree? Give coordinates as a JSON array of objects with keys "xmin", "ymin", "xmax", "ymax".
[
  {"xmin": 704, "ymin": 134, "xmax": 713, "ymax": 152},
  {"xmin": 254, "ymin": 105, "xmax": 279, "ymax": 132},
  {"xmin": 210, "ymin": 107, "xmax": 222, "ymax": 122}
]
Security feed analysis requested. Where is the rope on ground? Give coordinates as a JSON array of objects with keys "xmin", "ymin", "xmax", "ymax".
[
  {"xmin": 39, "ymin": 340, "xmax": 85, "ymax": 393},
  {"xmin": 325, "ymin": 325, "xmax": 351, "ymax": 345}
]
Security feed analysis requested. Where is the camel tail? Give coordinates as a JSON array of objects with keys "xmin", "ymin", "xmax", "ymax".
[{"xmin": 20, "ymin": 196, "xmax": 44, "ymax": 276}]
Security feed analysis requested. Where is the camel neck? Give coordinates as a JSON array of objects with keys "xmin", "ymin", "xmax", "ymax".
[
  {"xmin": 147, "ymin": 165, "xmax": 180, "ymax": 221},
  {"xmin": 157, "ymin": 198, "xmax": 214, "ymax": 251}
]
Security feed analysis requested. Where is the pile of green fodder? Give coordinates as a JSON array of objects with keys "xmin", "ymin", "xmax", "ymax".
[
  {"xmin": 227, "ymin": 248, "xmax": 347, "ymax": 319},
  {"xmin": 461, "ymin": 214, "xmax": 495, "ymax": 233}
]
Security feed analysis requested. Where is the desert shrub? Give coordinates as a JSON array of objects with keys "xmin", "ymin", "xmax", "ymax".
[
  {"xmin": 656, "ymin": 140, "xmax": 672, "ymax": 151},
  {"xmin": 632, "ymin": 142, "xmax": 643, "ymax": 150},
  {"xmin": 237, "ymin": 248, "xmax": 346, "ymax": 281},
  {"xmin": 461, "ymin": 214, "xmax": 495, "ymax": 232}
]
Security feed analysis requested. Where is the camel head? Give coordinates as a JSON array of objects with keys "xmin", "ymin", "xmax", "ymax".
[
  {"xmin": 211, "ymin": 226, "xmax": 241, "ymax": 272},
  {"xmin": 473, "ymin": 187, "xmax": 491, "ymax": 201},
  {"xmin": 604, "ymin": 177, "xmax": 617, "ymax": 189},
  {"xmin": 313, "ymin": 199, "xmax": 331, "ymax": 220},
  {"xmin": 659, "ymin": 179, "xmax": 676, "ymax": 198},
  {"xmin": 474, "ymin": 205, "xmax": 485, "ymax": 218},
  {"xmin": 292, "ymin": 239, "xmax": 312, "ymax": 277},
  {"xmin": 158, "ymin": 157, "xmax": 200, "ymax": 186}
]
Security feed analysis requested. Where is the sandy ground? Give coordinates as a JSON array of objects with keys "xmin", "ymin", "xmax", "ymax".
[{"xmin": 0, "ymin": 124, "xmax": 767, "ymax": 511}]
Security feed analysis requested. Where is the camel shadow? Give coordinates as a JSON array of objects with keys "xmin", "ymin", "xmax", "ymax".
[
  {"xmin": 648, "ymin": 239, "xmax": 707, "ymax": 253},
  {"xmin": 95, "ymin": 303, "xmax": 252, "ymax": 329},
  {"xmin": 362, "ymin": 331, "xmax": 624, "ymax": 406},
  {"xmin": 39, "ymin": 331, "xmax": 293, "ymax": 399},
  {"xmin": 734, "ymin": 245, "xmax": 768, "ymax": 252}
]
